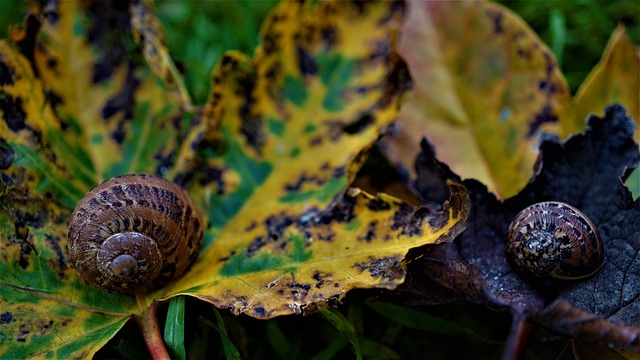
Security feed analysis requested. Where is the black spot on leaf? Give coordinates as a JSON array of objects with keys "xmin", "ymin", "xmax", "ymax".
[
  {"xmin": 9, "ymin": 15, "xmax": 40, "ymax": 68},
  {"xmin": 358, "ymin": 221, "xmax": 377, "ymax": 242},
  {"xmin": 262, "ymin": 32, "xmax": 281, "ymax": 56},
  {"xmin": 332, "ymin": 166, "xmax": 345, "ymax": 178},
  {"xmin": 246, "ymin": 237, "xmax": 267, "ymax": 258},
  {"xmin": 391, "ymin": 203, "xmax": 416, "ymax": 231},
  {"xmin": 253, "ymin": 307, "xmax": 266, "ymax": 317},
  {"xmin": 245, "ymin": 221, "xmax": 257, "ymax": 232},
  {"xmin": 17, "ymin": 324, "xmax": 29, "ymax": 342},
  {"xmin": 309, "ymin": 136, "xmax": 322, "ymax": 146},
  {"xmin": 538, "ymin": 80, "xmax": 555, "ymax": 94},
  {"xmin": 237, "ymin": 76, "xmax": 264, "ymax": 154},
  {"xmin": 154, "ymin": 147, "xmax": 174, "ymax": 176},
  {"xmin": 0, "ymin": 312, "xmax": 14, "ymax": 324},
  {"xmin": 343, "ymin": 115, "xmax": 373, "ymax": 134},
  {"xmin": 102, "ymin": 67, "xmax": 137, "ymax": 123},
  {"xmin": 45, "ymin": 234, "xmax": 67, "ymax": 279},
  {"xmin": 312, "ymin": 271, "xmax": 332, "ymax": 288},
  {"xmin": 321, "ymin": 26, "xmax": 338, "ymax": 48},
  {"xmin": 0, "ymin": 138, "xmax": 14, "ymax": 170},
  {"xmin": 288, "ymin": 282, "xmax": 311, "ymax": 291},
  {"xmin": 316, "ymin": 195, "xmax": 356, "ymax": 225},
  {"xmin": 0, "ymin": 97, "xmax": 27, "ymax": 132},
  {"xmin": 297, "ymin": 46, "xmax": 317, "ymax": 76},
  {"xmin": 366, "ymin": 198, "xmax": 391, "ymax": 211},
  {"xmin": 353, "ymin": 256, "xmax": 404, "ymax": 282},
  {"xmin": 86, "ymin": 1, "xmax": 131, "ymax": 84},
  {"xmin": 197, "ymin": 167, "xmax": 226, "ymax": 194},
  {"xmin": 0, "ymin": 61, "xmax": 15, "ymax": 86},
  {"xmin": 528, "ymin": 104, "xmax": 558, "ymax": 137}
]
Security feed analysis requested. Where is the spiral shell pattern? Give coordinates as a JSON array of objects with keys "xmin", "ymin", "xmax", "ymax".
[
  {"xmin": 507, "ymin": 201, "xmax": 604, "ymax": 280},
  {"xmin": 68, "ymin": 174, "xmax": 204, "ymax": 293}
]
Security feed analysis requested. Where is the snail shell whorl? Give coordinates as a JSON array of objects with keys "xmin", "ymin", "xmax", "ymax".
[
  {"xmin": 507, "ymin": 201, "xmax": 604, "ymax": 280},
  {"xmin": 68, "ymin": 174, "xmax": 204, "ymax": 293}
]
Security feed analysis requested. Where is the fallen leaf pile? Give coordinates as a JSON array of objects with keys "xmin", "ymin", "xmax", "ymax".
[
  {"xmin": 0, "ymin": 0, "xmax": 638, "ymax": 358},
  {"xmin": 385, "ymin": 105, "xmax": 640, "ymax": 353}
]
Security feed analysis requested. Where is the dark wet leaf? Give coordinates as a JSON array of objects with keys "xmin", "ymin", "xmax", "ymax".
[{"xmin": 385, "ymin": 105, "xmax": 640, "ymax": 351}]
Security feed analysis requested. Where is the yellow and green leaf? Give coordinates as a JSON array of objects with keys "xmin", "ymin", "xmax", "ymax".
[
  {"xmin": 1, "ymin": 1, "xmax": 471, "ymax": 358},
  {"xmin": 160, "ymin": 1, "xmax": 450, "ymax": 316},
  {"xmin": 169, "ymin": 184, "xmax": 469, "ymax": 318},
  {"xmin": 130, "ymin": 0, "xmax": 193, "ymax": 111},
  {"xmin": 0, "ymin": 199, "xmax": 136, "ymax": 357},
  {"xmin": 1, "ymin": 1, "xmax": 189, "ymax": 357},
  {"xmin": 382, "ymin": 1, "xmax": 639, "ymax": 201},
  {"xmin": 0, "ymin": 40, "xmax": 87, "ymax": 208},
  {"xmin": 562, "ymin": 25, "xmax": 640, "ymax": 139},
  {"xmin": 382, "ymin": 0, "xmax": 571, "ymax": 200},
  {"xmin": 28, "ymin": 0, "xmax": 186, "ymax": 184}
]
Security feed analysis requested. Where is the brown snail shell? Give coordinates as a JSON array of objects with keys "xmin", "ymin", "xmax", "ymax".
[
  {"xmin": 507, "ymin": 201, "xmax": 604, "ymax": 280},
  {"xmin": 67, "ymin": 174, "xmax": 204, "ymax": 293}
]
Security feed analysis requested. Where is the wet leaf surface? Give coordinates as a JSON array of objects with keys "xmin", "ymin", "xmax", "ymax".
[
  {"xmin": 0, "ymin": 198, "xmax": 136, "ymax": 356},
  {"xmin": 0, "ymin": 0, "xmax": 472, "ymax": 357},
  {"xmin": 161, "ymin": 1, "xmax": 460, "ymax": 317},
  {"xmin": 2, "ymin": 1, "xmax": 188, "ymax": 202},
  {"xmin": 385, "ymin": 105, "xmax": 640, "ymax": 350},
  {"xmin": 381, "ymin": 0, "xmax": 571, "ymax": 200},
  {"xmin": 170, "ymin": 184, "xmax": 468, "ymax": 318},
  {"xmin": 2, "ymin": 0, "xmax": 634, "ymax": 357}
]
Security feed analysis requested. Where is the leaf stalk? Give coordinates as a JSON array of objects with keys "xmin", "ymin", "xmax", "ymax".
[{"xmin": 133, "ymin": 297, "xmax": 171, "ymax": 360}]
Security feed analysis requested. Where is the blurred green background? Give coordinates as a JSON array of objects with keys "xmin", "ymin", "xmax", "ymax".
[
  {"xmin": 153, "ymin": 0, "xmax": 278, "ymax": 105},
  {"xmin": 499, "ymin": 0, "xmax": 640, "ymax": 94}
]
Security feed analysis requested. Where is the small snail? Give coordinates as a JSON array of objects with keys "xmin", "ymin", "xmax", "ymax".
[
  {"xmin": 507, "ymin": 201, "xmax": 604, "ymax": 280},
  {"xmin": 67, "ymin": 174, "xmax": 204, "ymax": 293}
]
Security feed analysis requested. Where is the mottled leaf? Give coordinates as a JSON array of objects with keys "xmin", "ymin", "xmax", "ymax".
[
  {"xmin": 1, "ymin": 0, "xmax": 470, "ymax": 357},
  {"xmin": 0, "ymin": 1, "xmax": 191, "ymax": 357},
  {"xmin": 563, "ymin": 25, "xmax": 640, "ymax": 140},
  {"xmin": 0, "ymin": 201, "xmax": 136, "ymax": 357},
  {"xmin": 130, "ymin": 0, "xmax": 193, "ymax": 111},
  {"xmin": 386, "ymin": 105, "xmax": 640, "ymax": 351},
  {"xmin": 0, "ymin": 38, "xmax": 143, "ymax": 357},
  {"xmin": 169, "ymin": 183, "xmax": 469, "ymax": 318},
  {"xmin": 28, "ymin": 0, "xmax": 186, "ymax": 183},
  {"xmin": 1, "ymin": 39, "xmax": 84, "ymax": 208},
  {"xmin": 381, "ymin": 0, "xmax": 570, "ymax": 199},
  {"xmin": 159, "ymin": 1, "xmax": 472, "ymax": 319}
]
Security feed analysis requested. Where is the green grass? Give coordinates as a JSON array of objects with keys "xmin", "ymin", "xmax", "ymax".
[
  {"xmin": 0, "ymin": 1, "xmax": 27, "ymax": 39},
  {"xmin": 499, "ymin": 0, "xmax": 640, "ymax": 93},
  {"xmin": 155, "ymin": 0, "xmax": 278, "ymax": 105}
]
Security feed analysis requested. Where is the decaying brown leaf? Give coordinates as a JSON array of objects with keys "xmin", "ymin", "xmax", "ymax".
[{"xmin": 384, "ymin": 105, "xmax": 640, "ymax": 352}]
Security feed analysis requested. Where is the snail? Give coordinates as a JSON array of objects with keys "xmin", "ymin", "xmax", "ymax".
[
  {"xmin": 507, "ymin": 201, "xmax": 604, "ymax": 280},
  {"xmin": 67, "ymin": 174, "xmax": 204, "ymax": 293}
]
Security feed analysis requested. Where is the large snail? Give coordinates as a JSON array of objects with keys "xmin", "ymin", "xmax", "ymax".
[
  {"xmin": 67, "ymin": 174, "xmax": 204, "ymax": 293},
  {"xmin": 507, "ymin": 201, "xmax": 604, "ymax": 280}
]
